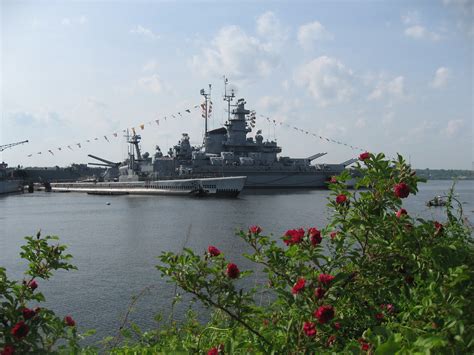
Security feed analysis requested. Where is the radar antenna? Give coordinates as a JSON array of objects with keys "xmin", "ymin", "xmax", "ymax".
[
  {"xmin": 200, "ymin": 84, "xmax": 212, "ymax": 135},
  {"xmin": 223, "ymin": 76, "xmax": 235, "ymax": 121}
]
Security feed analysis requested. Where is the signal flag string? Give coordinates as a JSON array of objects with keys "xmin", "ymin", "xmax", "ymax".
[
  {"xmin": 24, "ymin": 104, "xmax": 202, "ymax": 158},
  {"xmin": 258, "ymin": 114, "xmax": 368, "ymax": 153},
  {"xmin": 24, "ymin": 102, "xmax": 369, "ymax": 159}
]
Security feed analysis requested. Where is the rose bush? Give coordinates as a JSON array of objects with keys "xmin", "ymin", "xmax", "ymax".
[
  {"xmin": 156, "ymin": 153, "xmax": 473, "ymax": 353},
  {"xmin": 0, "ymin": 232, "xmax": 94, "ymax": 354}
]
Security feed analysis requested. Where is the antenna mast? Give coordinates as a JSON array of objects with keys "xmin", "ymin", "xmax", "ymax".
[
  {"xmin": 200, "ymin": 84, "xmax": 212, "ymax": 135},
  {"xmin": 223, "ymin": 76, "xmax": 235, "ymax": 121}
]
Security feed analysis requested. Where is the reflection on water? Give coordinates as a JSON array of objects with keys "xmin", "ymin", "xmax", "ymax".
[{"xmin": 0, "ymin": 180, "xmax": 472, "ymax": 343}]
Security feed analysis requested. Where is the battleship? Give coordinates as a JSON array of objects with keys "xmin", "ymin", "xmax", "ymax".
[{"xmin": 92, "ymin": 82, "xmax": 356, "ymax": 188}]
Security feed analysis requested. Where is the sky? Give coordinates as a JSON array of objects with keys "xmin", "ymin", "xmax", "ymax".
[{"xmin": 1, "ymin": 0, "xmax": 473, "ymax": 169}]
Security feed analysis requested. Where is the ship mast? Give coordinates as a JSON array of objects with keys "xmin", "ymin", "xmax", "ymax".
[
  {"xmin": 200, "ymin": 84, "xmax": 212, "ymax": 135},
  {"xmin": 223, "ymin": 76, "xmax": 235, "ymax": 121}
]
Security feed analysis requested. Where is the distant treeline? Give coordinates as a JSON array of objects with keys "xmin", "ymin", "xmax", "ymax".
[{"xmin": 415, "ymin": 169, "xmax": 474, "ymax": 180}]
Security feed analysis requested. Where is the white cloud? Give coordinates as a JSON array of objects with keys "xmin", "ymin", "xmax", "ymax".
[
  {"xmin": 143, "ymin": 60, "xmax": 159, "ymax": 72},
  {"xmin": 444, "ymin": 119, "xmax": 465, "ymax": 137},
  {"xmin": 130, "ymin": 25, "xmax": 160, "ymax": 40},
  {"xmin": 191, "ymin": 25, "xmax": 279, "ymax": 80},
  {"xmin": 295, "ymin": 56, "xmax": 354, "ymax": 107},
  {"xmin": 404, "ymin": 25, "xmax": 442, "ymax": 41},
  {"xmin": 431, "ymin": 67, "xmax": 451, "ymax": 89},
  {"xmin": 138, "ymin": 74, "xmax": 163, "ymax": 93},
  {"xmin": 256, "ymin": 11, "xmax": 288, "ymax": 48},
  {"xmin": 297, "ymin": 21, "xmax": 333, "ymax": 50},
  {"xmin": 368, "ymin": 76, "xmax": 405, "ymax": 101}
]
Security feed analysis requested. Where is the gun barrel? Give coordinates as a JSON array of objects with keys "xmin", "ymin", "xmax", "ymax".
[
  {"xmin": 307, "ymin": 152, "xmax": 327, "ymax": 161},
  {"xmin": 88, "ymin": 154, "xmax": 118, "ymax": 165}
]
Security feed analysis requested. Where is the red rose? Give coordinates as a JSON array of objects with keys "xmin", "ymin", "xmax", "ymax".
[
  {"xmin": 303, "ymin": 322, "xmax": 317, "ymax": 337},
  {"xmin": 359, "ymin": 152, "xmax": 370, "ymax": 161},
  {"xmin": 335, "ymin": 194, "xmax": 347, "ymax": 204},
  {"xmin": 360, "ymin": 341, "xmax": 370, "ymax": 351},
  {"xmin": 11, "ymin": 321, "xmax": 29, "ymax": 339},
  {"xmin": 327, "ymin": 335, "xmax": 336, "ymax": 346},
  {"xmin": 315, "ymin": 287, "xmax": 325, "ymax": 299},
  {"xmin": 396, "ymin": 208, "xmax": 408, "ymax": 218},
  {"xmin": 291, "ymin": 278, "xmax": 306, "ymax": 294},
  {"xmin": 381, "ymin": 303, "xmax": 394, "ymax": 313},
  {"xmin": 27, "ymin": 280, "xmax": 38, "ymax": 291},
  {"xmin": 1, "ymin": 345, "xmax": 14, "ymax": 355},
  {"xmin": 22, "ymin": 308, "xmax": 35, "ymax": 320},
  {"xmin": 64, "ymin": 315, "xmax": 75, "ymax": 327},
  {"xmin": 283, "ymin": 228, "xmax": 305, "ymax": 246},
  {"xmin": 329, "ymin": 176, "xmax": 337, "ymax": 184},
  {"xmin": 314, "ymin": 305, "xmax": 335, "ymax": 324},
  {"xmin": 375, "ymin": 312, "xmax": 384, "ymax": 320},
  {"xmin": 330, "ymin": 231, "xmax": 338, "ymax": 240},
  {"xmin": 249, "ymin": 225, "xmax": 262, "ymax": 234},
  {"xmin": 393, "ymin": 183, "xmax": 410, "ymax": 198},
  {"xmin": 434, "ymin": 221, "xmax": 443, "ymax": 233},
  {"xmin": 207, "ymin": 246, "xmax": 221, "ymax": 257},
  {"xmin": 318, "ymin": 274, "xmax": 335, "ymax": 285},
  {"xmin": 308, "ymin": 227, "xmax": 322, "ymax": 246},
  {"xmin": 207, "ymin": 348, "xmax": 218, "ymax": 355},
  {"xmin": 226, "ymin": 263, "xmax": 240, "ymax": 279}
]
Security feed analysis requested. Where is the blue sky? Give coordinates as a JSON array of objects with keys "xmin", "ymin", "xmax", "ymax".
[{"xmin": 1, "ymin": 0, "xmax": 472, "ymax": 169}]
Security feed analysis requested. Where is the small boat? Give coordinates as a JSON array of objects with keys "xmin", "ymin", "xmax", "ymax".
[
  {"xmin": 426, "ymin": 195, "xmax": 447, "ymax": 207},
  {"xmin": 50, "ymin": 176, "xmax": 246, "ymax": 197}
]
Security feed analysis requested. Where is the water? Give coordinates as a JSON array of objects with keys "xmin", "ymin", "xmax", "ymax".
[{"xmin": 1, "ymin": 180, "xmax": 472, "ymax": 344}]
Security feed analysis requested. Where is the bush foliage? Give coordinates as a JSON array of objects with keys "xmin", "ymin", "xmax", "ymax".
[{"xmin": 1, "ymin": 153, "xmax": 473, "ymax": 354}]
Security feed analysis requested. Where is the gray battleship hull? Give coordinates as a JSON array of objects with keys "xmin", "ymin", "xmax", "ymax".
[{"xmin": 190, "ymin": 170, "xmax": 330, "ymax": 188}]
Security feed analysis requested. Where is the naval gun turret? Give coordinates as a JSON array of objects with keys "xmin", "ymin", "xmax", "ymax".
[{"xmin": 87, "ymin": 154, "xmax": 121, "ymax": 181}]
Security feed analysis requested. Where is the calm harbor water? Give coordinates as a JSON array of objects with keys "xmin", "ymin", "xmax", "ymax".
[{"xmin": 1, "ymin": 180, "xmax": 473, "ymax": 344}]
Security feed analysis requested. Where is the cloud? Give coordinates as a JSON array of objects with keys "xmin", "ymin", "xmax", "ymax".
[
  {"xmin": 431, "ymin": 67, "xmax": 451, "ymax": 89},
  {"xmin": 297, "ymin": 21, "xmax": 334, "ymax": 50},
  {"xmin": 191, "ymin": 25, "xmax": 279, "ymax": 80},
  {"xmin": 143, "ymin": 60, "xmax": 159, "ymax": 72},
  {"xmin": 138, "ymin": 74, "xmax": 163, "ymax": 93},
  {"xmin": 130, "ymin": 25, "xmax": 160, "ymax": 40},
  {"xmin": 401, "ymin": 11, "xmax": 442, "ymax": 41},
  {"xmin": 294, "ymin": 56, "xmax": 354, "ymax": 107},
  {"xmin": 61, "ymin": 16, "xmax": 87, "ymax": 26},
  {"xmin": 256, "ymin": 11, "xmax": 288, "ymax": 49},
  {"xmin": 404, "ymin": 25, "xmax": 442, "ymax": 41},
  {"xmin": 257, "ymin": 96, "xmax": 301, "ymax": 123},
  {"xmin": 444, "ymin": 119, "xmax": 465, "ymax": 137},
  {"xmin": 368, "ymin": 76, "xmax": 405, "ymax": 101}
]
